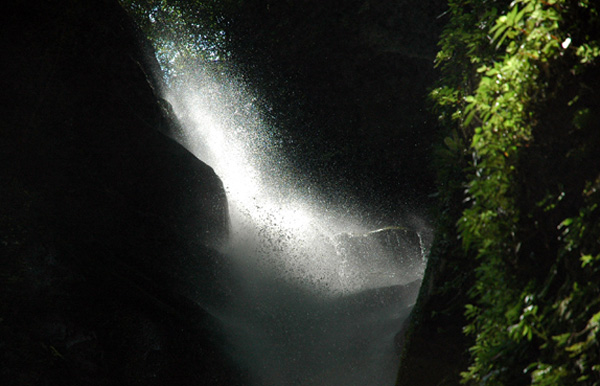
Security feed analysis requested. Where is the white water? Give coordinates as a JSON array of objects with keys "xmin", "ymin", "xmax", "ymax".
[{"xmin": 164, "ymin": 66, "xmax": 429, "ymax": 386}]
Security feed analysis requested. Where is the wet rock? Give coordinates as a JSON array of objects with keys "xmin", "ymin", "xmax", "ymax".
[{"xmin": 334, "ymin": 226, "xmax": 427, "ymax": 284}]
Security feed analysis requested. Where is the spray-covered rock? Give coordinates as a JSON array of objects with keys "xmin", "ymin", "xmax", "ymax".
[{"xmin": 333, "ymin": 226, "xmax": 427, "ymax": 285}]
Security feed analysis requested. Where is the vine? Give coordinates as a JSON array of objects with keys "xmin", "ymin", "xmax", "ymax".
[{"xmin": 431, "ymin": 0, "xmax": 600, "ymax": 384}]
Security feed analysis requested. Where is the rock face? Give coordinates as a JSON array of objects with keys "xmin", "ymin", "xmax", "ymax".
[{"xmin": 1, "ymin": 1, "xmax": 240, "ymax": 385}]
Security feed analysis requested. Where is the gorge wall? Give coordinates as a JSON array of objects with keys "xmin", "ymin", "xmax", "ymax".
[{"xmin": 0, "ymin": 1, "xmax": 241, "ymax": 384}]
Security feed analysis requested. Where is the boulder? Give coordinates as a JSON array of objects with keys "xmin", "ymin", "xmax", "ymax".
[{"xmin": 334, "ymin": 226, "xmax": 427, "ymax": 285}]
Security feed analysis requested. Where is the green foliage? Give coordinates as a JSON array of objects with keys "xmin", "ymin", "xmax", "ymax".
[
  {"xmin": 431, "ymin": 0, "xmax": 600, "ymax": 384},
  {"xmin": 119, "ymin": 0, "xmax": 235, "ymax": 77}
]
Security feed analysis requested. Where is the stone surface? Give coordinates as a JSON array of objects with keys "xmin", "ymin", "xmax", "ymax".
[
  {"xmin": 0, "ymin": 1, "xmax": 241, "ymax": 384},
  {"xmin": 334, "ymin": 226, "xmax": 427, "ymax": 286}
]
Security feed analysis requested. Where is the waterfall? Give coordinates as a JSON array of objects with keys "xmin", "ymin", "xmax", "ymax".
[{"xmin": 164, "ymin": 66, "xmax": 430, "ymax": 386}]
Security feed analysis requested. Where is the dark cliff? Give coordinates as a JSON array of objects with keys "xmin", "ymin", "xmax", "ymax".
[{"xmin": 0, "ymin": 1, "xmax": 241, "ymax": 384}]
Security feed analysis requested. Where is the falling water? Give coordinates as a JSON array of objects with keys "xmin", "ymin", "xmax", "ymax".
[{"xmin": 163, "ymin": 65, "xmax": 430, "ymax": 386}]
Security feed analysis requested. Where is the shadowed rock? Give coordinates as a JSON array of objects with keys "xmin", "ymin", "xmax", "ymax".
[{"xmin": 0, "ymin": 1, "xmax": 242, "ymax": 385}]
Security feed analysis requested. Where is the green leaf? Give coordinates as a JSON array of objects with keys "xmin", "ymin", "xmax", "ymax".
[
  {"xmin": 565, "ymin": 341, "xmax": 586, "ymax": 353},
  {"xmin": 589, "ymin": 311, "xmax": 600, "ymax": 326},
  {"xmin": 552, "ymin": 332, "xmax": 571, "ymax": 347},
  {"xmin": 492, "ymin": 24, "xmax": 509, "ymax": 42},
  {"xmin": 581, "ymin": 254, "xmax": 594, "ymax": 267},
  {"xmin": 464, "ymin": 108, "xmax": 478, "ymax": 127},
  {"xmin": 558, "ymin": 218, "xmax": 573, "ymax": 229}
]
